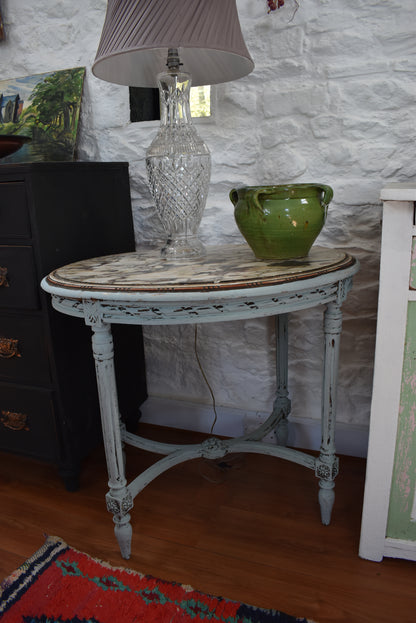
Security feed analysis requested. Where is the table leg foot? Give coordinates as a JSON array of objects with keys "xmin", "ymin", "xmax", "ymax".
[
  {"xmin": 106, "ymin": 490, "xmax": 134, "ymax": 559},
  {"xmin": 114, "ymin": 514, "xmax": 133, "ymax": 560},
  {"xmin": 315, "ymin": 454, "xmax": 339, "ymax": 525},
  {"xmin": 318, "ymin": 480, "xmax": 335, "ymax": 525}
]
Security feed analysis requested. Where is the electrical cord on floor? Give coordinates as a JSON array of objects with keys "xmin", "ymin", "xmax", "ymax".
[{"xmin": 194, "ymin": 324, "xmax": 244, "ymax": 483}]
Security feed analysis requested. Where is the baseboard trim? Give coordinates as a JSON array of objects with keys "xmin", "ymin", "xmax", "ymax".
[
  {"xmin": 139, "ymin": 396, "xmax": 369, "ymax": 458},
  {"xmin": 383, "ymin": 538, "xmax": 416, "ymax": 561}
]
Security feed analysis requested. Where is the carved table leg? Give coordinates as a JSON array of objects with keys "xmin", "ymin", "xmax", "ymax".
[
  {"xmin": 91, "ymin": 323, "xmax": 133, "ymax": 559},
  {"xmin": 273, "ymin": 314, "xmax": 291, "ymax": 446},
  {"xmin": 316, "ymin": 302, "xmax": 342, "ymax": 525}
]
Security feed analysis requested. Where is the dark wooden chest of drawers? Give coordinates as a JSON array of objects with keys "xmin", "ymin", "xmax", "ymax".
[{"xmin": 0, "ymin": 162, "xmax": 147, "ymax": 490}]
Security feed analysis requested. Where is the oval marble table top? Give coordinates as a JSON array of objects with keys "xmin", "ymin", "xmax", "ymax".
[{"xmin": 45, "ymin": 244, "xmax": 357, "ymax": 294}]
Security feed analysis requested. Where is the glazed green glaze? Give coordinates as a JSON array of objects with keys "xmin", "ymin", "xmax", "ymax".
[{"xmin": 230, "ymin": 183, "xmax": 333, "ymax": 260}]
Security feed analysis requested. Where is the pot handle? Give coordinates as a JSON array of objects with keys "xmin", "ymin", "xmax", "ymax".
[
  {"xmin": 250, "ymin": 187, "xmax": 277, "ymax": 212},
  {"xmin": 229, "ymin": 189, "xmax": 239, "ymax": 206},
  {"xmin": 230, "ymin": 187, "xmax": 276, "ymax": 213},
  {"xmin": 314, "ymin": 184, "xmax": 333, "ymax": 210}
]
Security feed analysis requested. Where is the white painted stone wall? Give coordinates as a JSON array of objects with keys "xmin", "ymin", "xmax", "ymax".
[{"xmin": 1, "ymin": 0, "xmax": 415, "ymax": 454}]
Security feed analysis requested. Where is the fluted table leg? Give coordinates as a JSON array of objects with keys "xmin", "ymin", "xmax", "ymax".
[
  {"xmin": 91, "ymin": 323, "xmax": 133, "ymax": 559},
  {"xmin": 316, "ymin": 301, "xmax": 342, "ymax": 525}
]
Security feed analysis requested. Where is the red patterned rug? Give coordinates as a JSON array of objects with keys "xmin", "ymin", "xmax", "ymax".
[{"xmin": 0, "ymin": 536, "xmax": 316, "ymax": 622}]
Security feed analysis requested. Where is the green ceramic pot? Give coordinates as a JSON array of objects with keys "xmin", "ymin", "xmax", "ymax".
[{"xmin": 230, "ymin": 183, "xmax": 333, "ymax": 260}]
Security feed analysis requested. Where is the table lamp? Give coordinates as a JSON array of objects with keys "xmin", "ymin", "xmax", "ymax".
[{"xmin": 93, "ymin": 0, "xmax": 254, "ymax": 260}]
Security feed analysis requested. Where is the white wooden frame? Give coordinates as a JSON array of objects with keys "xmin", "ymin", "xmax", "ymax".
[{"xmin": 359, "ymin": 184, "xmax": 416, "ymax": 562}]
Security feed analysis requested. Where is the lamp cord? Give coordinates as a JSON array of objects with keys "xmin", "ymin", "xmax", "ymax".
[
  {"xmin": 194, "ymin": 324, "xmax": 218, "ymax": 434},
  {"xmin": 193, "ymin": 324, "xmax": 245, "ymax": 483}
]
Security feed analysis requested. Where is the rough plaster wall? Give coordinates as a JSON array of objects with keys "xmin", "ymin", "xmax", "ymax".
[{"xmin": 1, "ymin": 0, "xmax": 415, "ymax": 430}]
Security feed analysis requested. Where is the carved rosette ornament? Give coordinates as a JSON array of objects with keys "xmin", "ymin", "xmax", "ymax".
[
  {"xmin": 315, "ymin": 457, "xmax": 339, "ymax": 481},
  {"xmin": 201, "ymin": 437, "xmax": 228, "ymax": 460},
  {"xmin": 106, "ymin": 491, "xmax": 134, "ymax": 516}
]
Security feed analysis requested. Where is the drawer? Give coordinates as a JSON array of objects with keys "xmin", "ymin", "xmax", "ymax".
[
  {"xmin": 0, "ymin": 314, "xmax": 51, "ymax": 385},
  {"xmin": 0, "ymin": 245, "xmax": 39, "ymax": 309},
  {"xmin": 0, "ymin": 384, "xmax": 57, "ymax": 461},
  {"xmin": 0, "ymin": 181, "xmax": 31, "ymax": 238}
]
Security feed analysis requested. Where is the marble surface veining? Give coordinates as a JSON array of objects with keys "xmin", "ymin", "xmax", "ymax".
[{"xmin": 46, "ymin": 244, "xmax": 355, "ymax": 293}]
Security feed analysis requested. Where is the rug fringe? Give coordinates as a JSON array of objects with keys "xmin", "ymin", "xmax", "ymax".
[{"xmin": 0, "ymin": 535, "xmax": 68, "ymax": 614}]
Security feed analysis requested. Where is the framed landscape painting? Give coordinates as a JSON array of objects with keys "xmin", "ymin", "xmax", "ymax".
[{"xmin": 0, "ymin": 67, "xmax": 85, "ymax": 163}]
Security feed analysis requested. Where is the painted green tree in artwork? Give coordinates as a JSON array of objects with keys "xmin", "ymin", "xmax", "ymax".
[
  {"xmin": 29, "ymin": 68, "xmax": 84, "ymax": 134},
  {"xmin": 0, "ymin": 67, "xmax": 85, "ymax": 162}
]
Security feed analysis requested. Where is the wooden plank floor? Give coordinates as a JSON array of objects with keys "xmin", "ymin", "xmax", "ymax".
[{"xmin": 1, "ymin": 424, "xmax": 415, "ymax": 623}]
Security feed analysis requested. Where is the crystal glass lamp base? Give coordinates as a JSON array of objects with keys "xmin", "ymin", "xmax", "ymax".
[
  {"xmin": 162, "ymin": 234, "xmax": 206, "ymax": 260},
  {"xmin": 146, "ymin": 61, "xmax": 211, "ymax": 262}
]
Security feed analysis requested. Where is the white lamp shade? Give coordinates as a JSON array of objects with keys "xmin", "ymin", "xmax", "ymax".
[{"xmin": 92, "ymin": 0, "xmax": 254, "ymax": 87}]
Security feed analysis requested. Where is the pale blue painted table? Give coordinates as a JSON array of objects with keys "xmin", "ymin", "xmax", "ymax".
[{"xmin": 42, "ymin": 243, "xmax": 359, "ymax": 559}]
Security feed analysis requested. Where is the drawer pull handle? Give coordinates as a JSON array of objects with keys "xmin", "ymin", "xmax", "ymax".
[
  {"xmin": 1, "ymin": 410, "xmax": 30, "ymax": 431},
  {"xmin": 0, "ymin": 337, "xmax": 21, "ymax": 359},
  {"xmin": 0, "ymin": 266, "xmax": 9, "ymax": 288}
]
